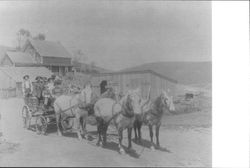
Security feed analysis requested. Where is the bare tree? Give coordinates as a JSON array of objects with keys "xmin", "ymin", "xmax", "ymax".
[
  {"xmin": 72, "ymin": 49, "xmax": 88, "ymax": 72},
  {"xmin": 16, "ymin": 28, "xmax": 31, "ymax": 50}
]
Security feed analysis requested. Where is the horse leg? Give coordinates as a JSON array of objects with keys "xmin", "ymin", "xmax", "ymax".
[
  {"xmin": 149, "ymin": 125, "xmax": 155, "ymax": 151},
  {"xmin": 56, "ymin": 113, "xmax": 62, "ymax": 136},
  {"xmin": 138, "ymin": 121, "xmax": 142, "ymax": 143},
  {"xmin": 118, "ymin": 128, "xmax": 125, "ymax": 154},
  {"xmin": 102, "ymin": 122, "xmax": 108, "ymax": 147},
  {"xmin": 75, "ymin": 113, "xmax": 83, "ymax": 141},
  {"xmin": 127, "ymin": 127, "xmax": 132, "ymax": 150},
  {"xmin": 96, "ymin": 122, "xmax": 102, "ymax": 146},
  {"xmin": 156, "ymin": 125, "xmax": 160, "ymax": 148},
  {"xmin": 133, "ymin": 121, "xmax": 138, "ymax": 141},
  {"xmin": 80, "ymin": 111, "xmax": 88, "ymax": 139}
]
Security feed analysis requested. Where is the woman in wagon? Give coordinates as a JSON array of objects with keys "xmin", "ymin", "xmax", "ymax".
[
  {"xmin": 34, "ymin": 76, "xmax": 44, "ymax": 105},
  {"xmin": 22, "ymin": 75, "xmax": 33, "ymax": 105},
  {"xmin": 42, "ymin": 78, "xmax": 54, "ymax": 108}
]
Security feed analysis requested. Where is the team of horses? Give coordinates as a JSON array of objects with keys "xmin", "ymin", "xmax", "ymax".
[{"xmin": 53, "ymin": 87, "xmax": 175, "ymax": 154}]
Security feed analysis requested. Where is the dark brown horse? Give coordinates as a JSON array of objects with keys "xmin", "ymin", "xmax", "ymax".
[
  {"xmin": 94, "ymin": 88, "xmax": 148, "ymax": 154},
  {"xmin": 134, "ymin": 90, "xmax": 175, "ymax": 150}
]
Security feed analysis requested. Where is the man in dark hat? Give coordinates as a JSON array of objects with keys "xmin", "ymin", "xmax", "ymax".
[{"xmin": 22, "ymin": 75, "xmax": 33, "ymax": 104}]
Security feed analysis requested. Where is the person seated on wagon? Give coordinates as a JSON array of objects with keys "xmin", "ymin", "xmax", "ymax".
[
  {"xmin": 47, "ymin": 78, "xmax": 55, "ymax": 95},
  {"xmin": 22, "ymin": 75, "xmax": 33, "ymax": 104},
  {"xmin": 42, "ymin": 78, "xmax": 55, "ymax": 107},
  {"xmin": 52, "ymin": 79, "xmax": 64, "ymax": 99},
  {"xmin": 42, "ymin": 85, "xmax": 52, "ymax": 107},
  {"xmin": 100, "ymin": 86, "xmax": 116, "ymax": 100},
  {"xmin": 34, "ymin": 76, "xmax": 44, "ymax": 105}
]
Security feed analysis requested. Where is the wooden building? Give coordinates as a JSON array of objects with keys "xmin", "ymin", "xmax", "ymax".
[
  {"xmin": 0, "ymin": 67, "xmax": 52, "ymax": 98},
  {"xmin": 22, "ymin": 39, "xmax": 72, "ymax": 76},
  {"xmin": 90, "ymin": 69, "xmax": 178, "ymax": 99}
]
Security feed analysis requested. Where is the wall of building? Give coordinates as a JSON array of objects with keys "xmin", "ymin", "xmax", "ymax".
[
  {"xmin": 43, "ymin": 56, "xmax": 71, "ymax": 66},
  {"xmin": 91, "ymin": 72, "xmax": 176, "ymax": 99}
]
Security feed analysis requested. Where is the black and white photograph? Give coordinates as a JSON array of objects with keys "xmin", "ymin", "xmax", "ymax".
[{"xmin": 3, "ymin": 0, "xmax": 247, "ymax": 167}]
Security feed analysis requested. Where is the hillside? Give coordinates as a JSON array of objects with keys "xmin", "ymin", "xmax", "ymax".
[{"xmin": 121, "ymin": 61, "xmax": 211, "ymax": 85}]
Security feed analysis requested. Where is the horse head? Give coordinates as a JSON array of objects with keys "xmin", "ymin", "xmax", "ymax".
[
  {"xmin": 122, "ymin": 88, "xmax": 143, "ymax": 116},
  {"xmin": 160, "ymin": 90, "xmax": 175, "ymax": 112}
]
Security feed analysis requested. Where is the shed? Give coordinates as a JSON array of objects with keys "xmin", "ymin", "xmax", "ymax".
[
  {"xmin": 90, "ymin": 69, "xmax": 178, "ymax": 99},
  {"xmin": 0, "ymin": 67, "xmax": 53, "ymax": 98}
]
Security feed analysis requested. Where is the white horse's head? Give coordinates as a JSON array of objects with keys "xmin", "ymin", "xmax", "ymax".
[
  {"xmin": 161, "ymin": 90, "xmax": 175, "ymax": 112},
  {"xmin": 123, "ymin": 88, "xmax": 143, "ymax": 115}
]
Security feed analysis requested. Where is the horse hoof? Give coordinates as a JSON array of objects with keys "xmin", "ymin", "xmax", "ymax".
[
  {"xmin": 58, "ymin": 133, "xmax": 62, "ymax": 137},
  {"xmin": 127, "ymin": 147, "xmax": 133, "ymax": 153},
  {"xmin": 150, "ymin": 146, "xmax": 155, "ymax": 151},
  {"xmin": 156, "ymin": 145, "xmax": 160, "ymax": 149},
  {"xmin": 119, "ymin": 148, "xmax": 125, "ymax": 155},
  {"xmin": 96, "ymin": 141, "xmax": 103, "ymax": 147}
]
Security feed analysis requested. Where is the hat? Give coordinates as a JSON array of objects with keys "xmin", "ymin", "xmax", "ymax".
[
  {"xmin": 48, "ymin": 78, "xmax": 53, "ymax": 82},
  {"xmin": 23, "ymin": 75, "xmax": 29, "ymax": 80},
  {"xmin": 35, "ymin": 76, "xmax": 42, "ymax": 81},
  {"xmin": 51, "ymin": 74, "xmax": 56, "ymax": 79}
]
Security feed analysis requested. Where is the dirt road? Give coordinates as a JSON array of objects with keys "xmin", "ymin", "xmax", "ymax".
[{"xmin": 0, "ymin": 98, "xmax": 211, "ymax": 167}]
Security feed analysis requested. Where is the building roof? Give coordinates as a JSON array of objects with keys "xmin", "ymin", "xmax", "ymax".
[
  {"xmin": 5, "ymin": 51, "xmax": 37, "ymax": 65},
  {"xmin": 0, "ymin": 67, "xmax": 53, "ymax": 83},
  {"xmin": 0, "ymin": 45, "xmax": 15, "ymax": 61},
  {"xmin": 28, "ymin": 39, "xmax": 72, "ymax": 58},
  {"xmin": 92, "ymin": 69, "xmax": 178, "ymax": 83}
]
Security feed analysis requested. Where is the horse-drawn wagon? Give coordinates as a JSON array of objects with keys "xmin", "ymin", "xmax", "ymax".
[{"xmin": 21, "ymin": 96, "xmax": 56, "ymax": 135}]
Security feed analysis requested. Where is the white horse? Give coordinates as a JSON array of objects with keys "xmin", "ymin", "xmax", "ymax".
[
  {"xmin": 134, "ymin": 90, "xmax": 175, "ymax": 150},
  {"xmin": 94, "ymin": 88, "xmax": 149, "ymax": 154},
  {"xmin": 53, "ymin": 86, "xmax": 96, "ymax": 140}
]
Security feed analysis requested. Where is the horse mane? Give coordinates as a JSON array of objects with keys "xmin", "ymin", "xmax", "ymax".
[
  {"xmin": 120, "ymin": 91, "xmax": 134, "ymax": 117},
  {"xmin": 152, "ymin": 94, "xmax": 165, "ymax": 115}
]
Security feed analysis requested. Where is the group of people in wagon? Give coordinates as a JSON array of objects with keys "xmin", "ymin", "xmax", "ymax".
[
  {"xmin": 22, "ymin": 74, "xmax": 63, "ymax": 109},
  {"xmin": 22, "ymin": 74, "xmax": 118, "ymax": 114}
]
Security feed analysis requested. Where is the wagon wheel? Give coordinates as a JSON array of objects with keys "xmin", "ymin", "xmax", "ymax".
[
  {"xmin": 36, "ymin": 116, "xmax": 48, "ymax": 135},
  {"xmin": 22, "ymin": 106, "xmax": 31, "ymax": 129}
]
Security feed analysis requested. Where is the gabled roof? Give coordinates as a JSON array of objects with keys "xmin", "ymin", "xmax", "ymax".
[
  {"xmin": 0, "ymin": 67, "xmax": 53, "ymax": 83},
  {"xmin": 0, "ymin": 45, "xmax": 15, "ymax": 61},
  {"xmin": 27, "ymin": 39, "xmax": 72, "ymax": 58},
  {"xmin": 5, "ymin": 51, "xmax": 37, "ymax": 65}
]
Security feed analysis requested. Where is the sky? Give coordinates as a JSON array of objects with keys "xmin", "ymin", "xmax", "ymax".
[{"xmin": 0, "ymin": 0, "xmax": 211, "ymax": 71}]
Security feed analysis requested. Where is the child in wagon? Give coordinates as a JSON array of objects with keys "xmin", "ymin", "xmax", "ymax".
[{"xmin": 22, "ymin": 75, "xmax": 33, "ymax": 104}]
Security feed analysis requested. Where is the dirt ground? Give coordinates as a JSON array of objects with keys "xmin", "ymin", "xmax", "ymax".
[{"xmin": 0, "ymin": 98, "xmax": 211, "ymax": 167}]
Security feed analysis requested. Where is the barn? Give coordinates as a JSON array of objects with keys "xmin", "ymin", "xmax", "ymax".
[
  {"xmin": 90, "ymin": 69, "xmax": 178, "ymax": 99},
  {"xmin": 22, "ymin": 39, "xmax": 73, "ymax": 76},
  {"xmin": 0, "ymin": 67, "xmax": 53, "ymax": 98}
]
